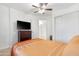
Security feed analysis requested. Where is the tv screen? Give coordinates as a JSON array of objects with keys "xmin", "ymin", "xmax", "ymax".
[{"xmin": 17, "ymin": 21, "xmax": 31, "ymax": 30}]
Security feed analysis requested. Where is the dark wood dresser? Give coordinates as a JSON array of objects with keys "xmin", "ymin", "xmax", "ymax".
[{"xmin": 18, "ymin": 30, "xmax": 32, "ymax": 42}]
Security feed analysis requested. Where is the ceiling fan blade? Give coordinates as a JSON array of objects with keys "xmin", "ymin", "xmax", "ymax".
[
  {"xmin": 34, "ymin": 11, "xmax": 38, "ymax": 13},
  {"xmin": 45, "ymin": 8, "xmax": 53, "ymax": 11},
  {"xmin": 32, "ymin": 5, "xmax": 38, "ymax": 8}
]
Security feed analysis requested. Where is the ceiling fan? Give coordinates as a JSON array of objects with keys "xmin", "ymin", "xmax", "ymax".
[{"xmin": 32, "ymin": 3, "xmax": 52, "ymax": 14}]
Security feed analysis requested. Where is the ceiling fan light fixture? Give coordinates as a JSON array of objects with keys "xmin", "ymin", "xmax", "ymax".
[
  {"xmin": 42, "ymin": 5, "xmax": 46, "ymax": 9},
  {"xmin": 32, "ymin": 3, "xmax": 52, "ymax": 14},
  {"xmin": 38, "ymin": 9, "xmax": 45, "ymax": 14}
]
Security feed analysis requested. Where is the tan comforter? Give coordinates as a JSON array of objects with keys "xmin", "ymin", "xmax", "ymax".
[
  {"xmin": 12, "ymin": 39, "xmax": 66, "ymax": 56},
  {"xmin": 12, "ymin": 35, "xmax": 79, "ymax": 56}
]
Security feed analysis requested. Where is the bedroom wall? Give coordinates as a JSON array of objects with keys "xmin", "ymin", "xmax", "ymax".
[
  {"xmin": 0, "ymin": 5, "xmax": 10, "ymax": 49},
  {"xmin": 0, "ymin": 5, "xmax": 39, "ymax": 49},
  {"xmin": 46, "ymin": 14, "xmax": 52, "ymax": 39},
  {"xmin": 9, "ymin": 8, "xmax": 31, "ymax": 46},
  {"xmin": 9, "ymin": 8, "xmax": 39, "ymax": 46}
]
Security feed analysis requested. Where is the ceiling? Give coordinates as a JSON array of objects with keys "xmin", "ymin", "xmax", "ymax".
[{"xmin": 0, "ymin": 3, "xmax": 76, "ymax": 14}]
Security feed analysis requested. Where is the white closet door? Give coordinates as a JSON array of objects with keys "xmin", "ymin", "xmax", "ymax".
[{"xmin": 55, "ymin": 12, "xmax": 79, "ymax": 43}]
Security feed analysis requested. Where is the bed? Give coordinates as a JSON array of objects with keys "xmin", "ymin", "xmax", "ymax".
[
  {"xmin": 11, "ymin": 38, "xmax": 66, "ymax": 56},
  {"xmin": 11, "ymin": 35, "xmax": 79, "ymax": 56}
]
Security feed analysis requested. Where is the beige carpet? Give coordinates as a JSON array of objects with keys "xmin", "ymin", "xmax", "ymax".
[{"xmin": 0, "ymin": 48, "xmax": 11, "ymax": 56}]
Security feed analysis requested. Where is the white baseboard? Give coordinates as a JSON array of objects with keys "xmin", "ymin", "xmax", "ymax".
[{"xmin": 0, "ymin": 45, "xmax": 10, "ymax": 50}]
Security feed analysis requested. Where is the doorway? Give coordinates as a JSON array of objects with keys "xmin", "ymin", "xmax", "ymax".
[{"xmin": 39, "ymin": 20, "xmax": 47, "ymax": 39}]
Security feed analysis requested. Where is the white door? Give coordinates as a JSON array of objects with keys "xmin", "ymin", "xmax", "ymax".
[
  {"xmin": 55, "ymin": 12, "xmax": 79, "ymax": 43},
  {"xmin": 39, "ymin": 20, "xmax": 47, "ymax": 39}
]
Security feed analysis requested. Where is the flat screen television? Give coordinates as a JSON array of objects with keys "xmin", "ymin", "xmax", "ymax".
[{"xmin": 17, "ymin": 21, "xmax": 31, "ymax": 30}]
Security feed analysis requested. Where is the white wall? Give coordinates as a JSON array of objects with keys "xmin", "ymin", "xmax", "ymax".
[
  {"xmin": 9, "ymin": 8, "xmax": 39, "ymax": 46},
  {"xmin": 30, "ymin": 14, "xmax": 39, "ymax": 39},
  {"xmin": 0, "ymin": 5, "xmax": 39, "ymax": 49},
  {"xmin": 9, "ymin": 8, "xmax": 31, "ymax": 46},
  {"xmin": 54, "ymin": 11, "xmax": 79, "ymax": 43},
  {"xmin": 46, "ymin": 15, "xmax": 52, "ymax": 39},
  {"xmin": 0, "ymin": 5, "xmax": 10, "ymax": 49}
]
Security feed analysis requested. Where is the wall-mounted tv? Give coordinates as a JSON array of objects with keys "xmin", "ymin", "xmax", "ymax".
[{"xmin": 17, "ymin": 21, "xmax": 31, "ymax": 30}]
